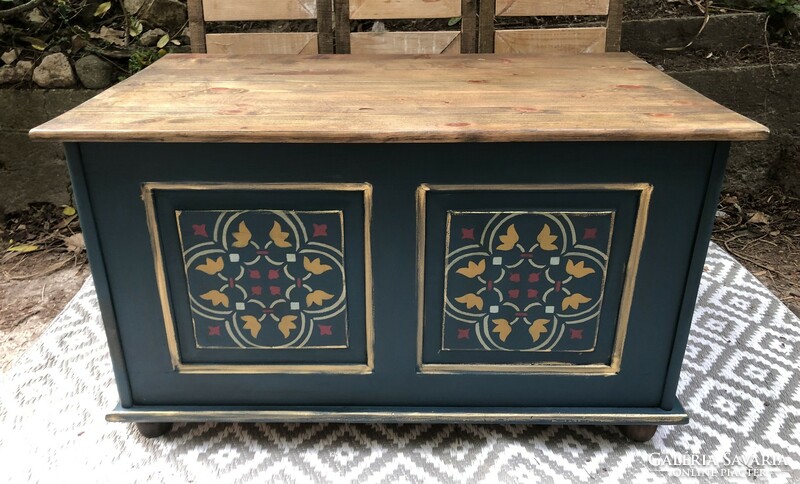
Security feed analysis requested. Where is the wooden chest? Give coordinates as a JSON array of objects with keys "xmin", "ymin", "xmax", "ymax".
[{"xmin": 31, "ymin": 54, "xmax": 768, "ymax": 441}]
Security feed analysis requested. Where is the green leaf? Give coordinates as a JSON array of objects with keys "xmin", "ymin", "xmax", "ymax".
[
  {"xmin": 448, "ymin": 17, "xmax": 461, "ymax": 26},
  {"xmin": 7, "ymin": 244, "xmax": 40, "ymax": 253},
  {"xmin": 94, "ymin": 2, "xmax": 111, "ymax": 17},
  {"xmin": 156, "ymin": 34, "xmax": 169, "ymax": 49},
  {"xmin": 20, "ymin": 36, "xmax": 47, "ymax": 51},
  {"xmin": 62, "ymin": 206, "xmax": 76, "ymax": 216},
  {"xmin": 129, "ymin": 19, "xmax": 143, "ymax": 37}
]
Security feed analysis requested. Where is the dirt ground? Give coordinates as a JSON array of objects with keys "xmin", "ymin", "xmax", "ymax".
[
  {"xmin": 0, "ymin": 192, "xmax": 798, "ymax": 372},
  {"xmin": 0, "ymin": 204, "xmax": 87, "ymax": 372},
  {"xmin": 712, "ymin": 188, "xmax": 800, "ymax": 316}
]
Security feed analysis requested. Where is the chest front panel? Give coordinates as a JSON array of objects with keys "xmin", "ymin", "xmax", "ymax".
[{"xmin": 75, "ymin": 141, "xmax": 718, "ymax": 408}]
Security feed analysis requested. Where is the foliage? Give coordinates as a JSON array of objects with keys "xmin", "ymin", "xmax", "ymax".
[
  {"xmin": 0, "ymin": 0, "xmax": 188, "ymax": 83},
  {"xmin": 128, "ymin": 47, "xmax": 164, "ymax": 74},
  {"xmin": 762, "ymin": 0, "xmax": 800, "ymax": 42},
  {"xmin": 763, "ymin": 0, "xmax": 800, "ymax": 17}
]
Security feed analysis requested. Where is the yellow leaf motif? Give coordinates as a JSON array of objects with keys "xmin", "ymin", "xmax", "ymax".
[
  {"xmin": 455, "ymin": 293, "xmax": 483, "ymax": 311},
  {"xmin": 278, "ymin": 315, "xmax": 297, "ymax": 339},
  {"xmin": 537, "ymin": 224, "xmax": 558, "ymax": 251},
  {"xmin": 529, "ymin": 318, "xmax": 549, "ymax": 342},
  {"xmin": 200, "ymin": 290, "xmax": 229, "ymax": 308},
  {"xmin": 241, "ymin": 315, "xmax": 261, "ymax": 339},
  {"xmin": 269, "ymin": 221, "xmax": 292, "ymax": 248},
  {"xmin": 456, "ymin": 259, "xmax": 485, "ymax": 278},
  {"xmin": 562, "ymin": 293, "xmax": 592, "ymax": 311},
  {"xmin": 306, "ymin": 290, "xmax": 334, "ymax": 307},
  {"xmin": 196, "ymin": 256, "xmax": 224, "ymax": 275},
  {"xmin": 492, "ymin": 319, "xmax": 512, "ymax": 342},
  {"xmin": 232, "ymin": 221, "xmax": 251, "ymax": 248},
  {"xmin": 496, "ymin": 224, "xmax": 519, "ymax": 251},
  {"xmin": 304, "ymin": 256, "xmax": 332, "ymax": 275},
  {"xmin": 566, "ymin": 259, "xmax": 596, "ymax": 278}
]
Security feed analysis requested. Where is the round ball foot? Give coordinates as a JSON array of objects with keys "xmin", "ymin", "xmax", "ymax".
[
  {"xmin": 619, "ymin": 424, "xmax": 658, "ymax": 442},
  {"xmin": 135, "ymin": 421, "xmax": 173, "ymax": 438}
]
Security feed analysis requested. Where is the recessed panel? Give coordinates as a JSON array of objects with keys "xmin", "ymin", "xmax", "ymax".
[
  {"xmin": 419, "ymin": 184, "xmax": 652, "ymax": 374},
  {"xmin": 143, "ymin": 182, "xmax": 373, "ymax": 373},
  {"xmin": 442, "ymin": 211, "xmax": 613, "ymax": 353},
  {"xmin": 177, "ymin": 210, "xmax": 349, "ymax": 350}
]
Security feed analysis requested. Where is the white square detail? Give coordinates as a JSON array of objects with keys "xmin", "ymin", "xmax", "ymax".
[
  {"xmin": 286, "ymin": 254, "xmax": 297, "ymax": 262},
  {"xmin": 229, "ymin": 253, "xmax": 240, "ymax": 262},
  {"xmin": 290, "ymin": 302, "xmax": 300, "ymax": 310},
  {"xmin": 549, "ymin": 256, "xmax": 560, "ymax": 266},
  {"xmin": 489, "ymin": 305, "xmax": 499, "ymax": 314},
  {"xmin": 492, "ymin": 257, "xmax": 502, "ymax": 266},
  {"xmin": 235, "ymin": 302, "xmax": 246, "ymax": 311},
  {"xmin": 545, "ymin": 306, "xmax": 555, "ymax": 314}
]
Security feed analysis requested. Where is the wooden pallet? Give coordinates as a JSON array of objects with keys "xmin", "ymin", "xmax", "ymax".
[{"xmin": 188, "ymin": 0, "xmax": 622, "ymax": 55}]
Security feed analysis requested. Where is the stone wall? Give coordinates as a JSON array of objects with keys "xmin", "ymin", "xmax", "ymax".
[
  {"xmin": 0, "ymin": 90, "xmax": 98, "ymax": 213},
  {"xmin": 674, "ymin": 65, "xmax": 800, "ymax": 196}
]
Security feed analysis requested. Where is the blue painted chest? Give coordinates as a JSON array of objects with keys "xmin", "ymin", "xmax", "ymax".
[{"xmin": 31, "ymin": 54, "xmax": 768, "ymax": 441}]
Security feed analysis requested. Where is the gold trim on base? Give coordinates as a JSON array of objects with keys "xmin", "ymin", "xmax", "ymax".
[
  {"xmin": 416, "ymin": 183, "xmax": 653, "ymax": 376},
  {"xmin": 106, "ymin": 408, "xmax": 688, "ymax": 425},
  {"xmin": 142, "ymin": 182, "xmax": 374, "ymax": 375}
]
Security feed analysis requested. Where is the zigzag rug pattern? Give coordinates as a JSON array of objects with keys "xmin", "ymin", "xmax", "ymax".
[{"xmin": 1, "ymin": 243, "xmax": 799, "ymax": 483}]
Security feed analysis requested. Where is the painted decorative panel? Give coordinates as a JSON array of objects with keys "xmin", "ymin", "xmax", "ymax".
[
  {"xmin": 442, "ymin": 211, "xmax": 614, "ymax": 352},
  {"xmin": 177, "ymin": 210, "xmax": 348, "ymax": 349}
]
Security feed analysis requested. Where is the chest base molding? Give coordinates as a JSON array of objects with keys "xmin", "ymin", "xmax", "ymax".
[{"xmin": 106, "ymin": 401, "xmax": 688, "ymax": 425}]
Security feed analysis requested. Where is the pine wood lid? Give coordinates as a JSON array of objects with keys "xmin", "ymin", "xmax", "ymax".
[{"xmin": 30, "ymin": 53, "xmax": 769, "ymax": 143}]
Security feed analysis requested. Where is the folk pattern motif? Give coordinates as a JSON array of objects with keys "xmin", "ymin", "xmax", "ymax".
[
  {"xmin": 443, "ymin": 211, "xmax": 613, "ymax": 352},
  {"xmin": 177, "ymin": 210, "xmax": 348, "ymax": 349}
]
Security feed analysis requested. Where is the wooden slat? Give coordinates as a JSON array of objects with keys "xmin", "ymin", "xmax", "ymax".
[
  {"xmin": 494, "ymin": 28, "xmax": 607, "ymax": 54},
  {"xmin": 605, "ymin": 0, "xmax": 623, "ymax": 52},
  {"xmin": 205, "ymin": 33, "xmax": 319, "ymax": 55},
  {"xmin": 187, "ymin": 0, "xmax": 206, "ymax": 53},
  {"xmin": 202, "ymin": 0, "xmax": 316, "ymax": 21},
  {"xmin": 317, "ymin": 0, "xmax": 335, "ymax": 53},
  {"xmin": 460, "ymin": 0, "xmax": 478, "ymax": 53},
  {"xmin": 30, "ymin": 54, "xmax": 770, "ymax": 143},
  {"xmin": 334, "ymin": 0, "xmax": 351, "ymax": 53},
  {"xmin": 478, "ymin": 0, "xmax": 495, "ymax": 53},
  {"xmin": 350, "ymin": 32, "xmax": 460, "ymax": 54},
  {"xmin": 349, "ymin": 0, "xmax": 460, "ymax": 19},
  {"xmin": 495, "ymin": 0, "xmax": 609, "ymax": 17}
]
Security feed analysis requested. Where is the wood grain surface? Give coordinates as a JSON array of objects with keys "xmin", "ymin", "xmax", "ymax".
[
  {"xmin": 494, "ymin": 28, "xmax": 607, "ymax": 54},
  {"xmin": 349, "ymin": 0, "xmax": 461, "ymax": 19},
  {"xmin": 30, "ymin": 54, "xmax": 769, "ymax": 143},
  {"xmin": 350, "ymin": 32, "xmax": 461, "ymax": 54},
  {"xmin": 206, "ymin": 33, "xmax": 319, "ymax": 55},
  {"xmin": 187, "ymin": 0, "xmax": 206, "ymax": 53},
  {"xmin": 495, "ymin": 0, "xmax": 609, "ymax": 16},
  {"xmin": 202, "ymin": 0, "xmax": 316, "ymax": 21}
]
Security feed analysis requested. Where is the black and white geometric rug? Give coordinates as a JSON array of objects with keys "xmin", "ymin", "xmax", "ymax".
[{"xmin": 1, "ymin": 243, "xmax": 799, "ymax": 483}]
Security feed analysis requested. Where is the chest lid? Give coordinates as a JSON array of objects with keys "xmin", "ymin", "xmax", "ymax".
[{"xmin": 29, "ymin": 53, "xmax": 768, "ymax": 143}]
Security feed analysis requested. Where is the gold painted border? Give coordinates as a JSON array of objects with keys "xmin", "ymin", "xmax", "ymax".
[
  {"xmin": 142, "ymin": 182, "xmax": 374, "ymax": 375},
  {"xmin": 416, "ymin": 183, "xmax": 653, "ymax": 375},
  {"xmin": 441, "ymin": 209, "xmax": 616, "ymax": 353},
  {"xmin": 107, "ymin": 408, "xmax": 688, "ymax": 425}
]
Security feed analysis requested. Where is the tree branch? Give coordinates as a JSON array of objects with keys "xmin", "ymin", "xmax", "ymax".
[{"xmin": 0, "ymin": 0, "xmax": 46, "ymax": 19}]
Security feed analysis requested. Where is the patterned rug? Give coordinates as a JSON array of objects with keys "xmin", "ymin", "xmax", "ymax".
[{"xmin": 1, "ymin": 243, "xmax": 799, "ymax": 483}]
